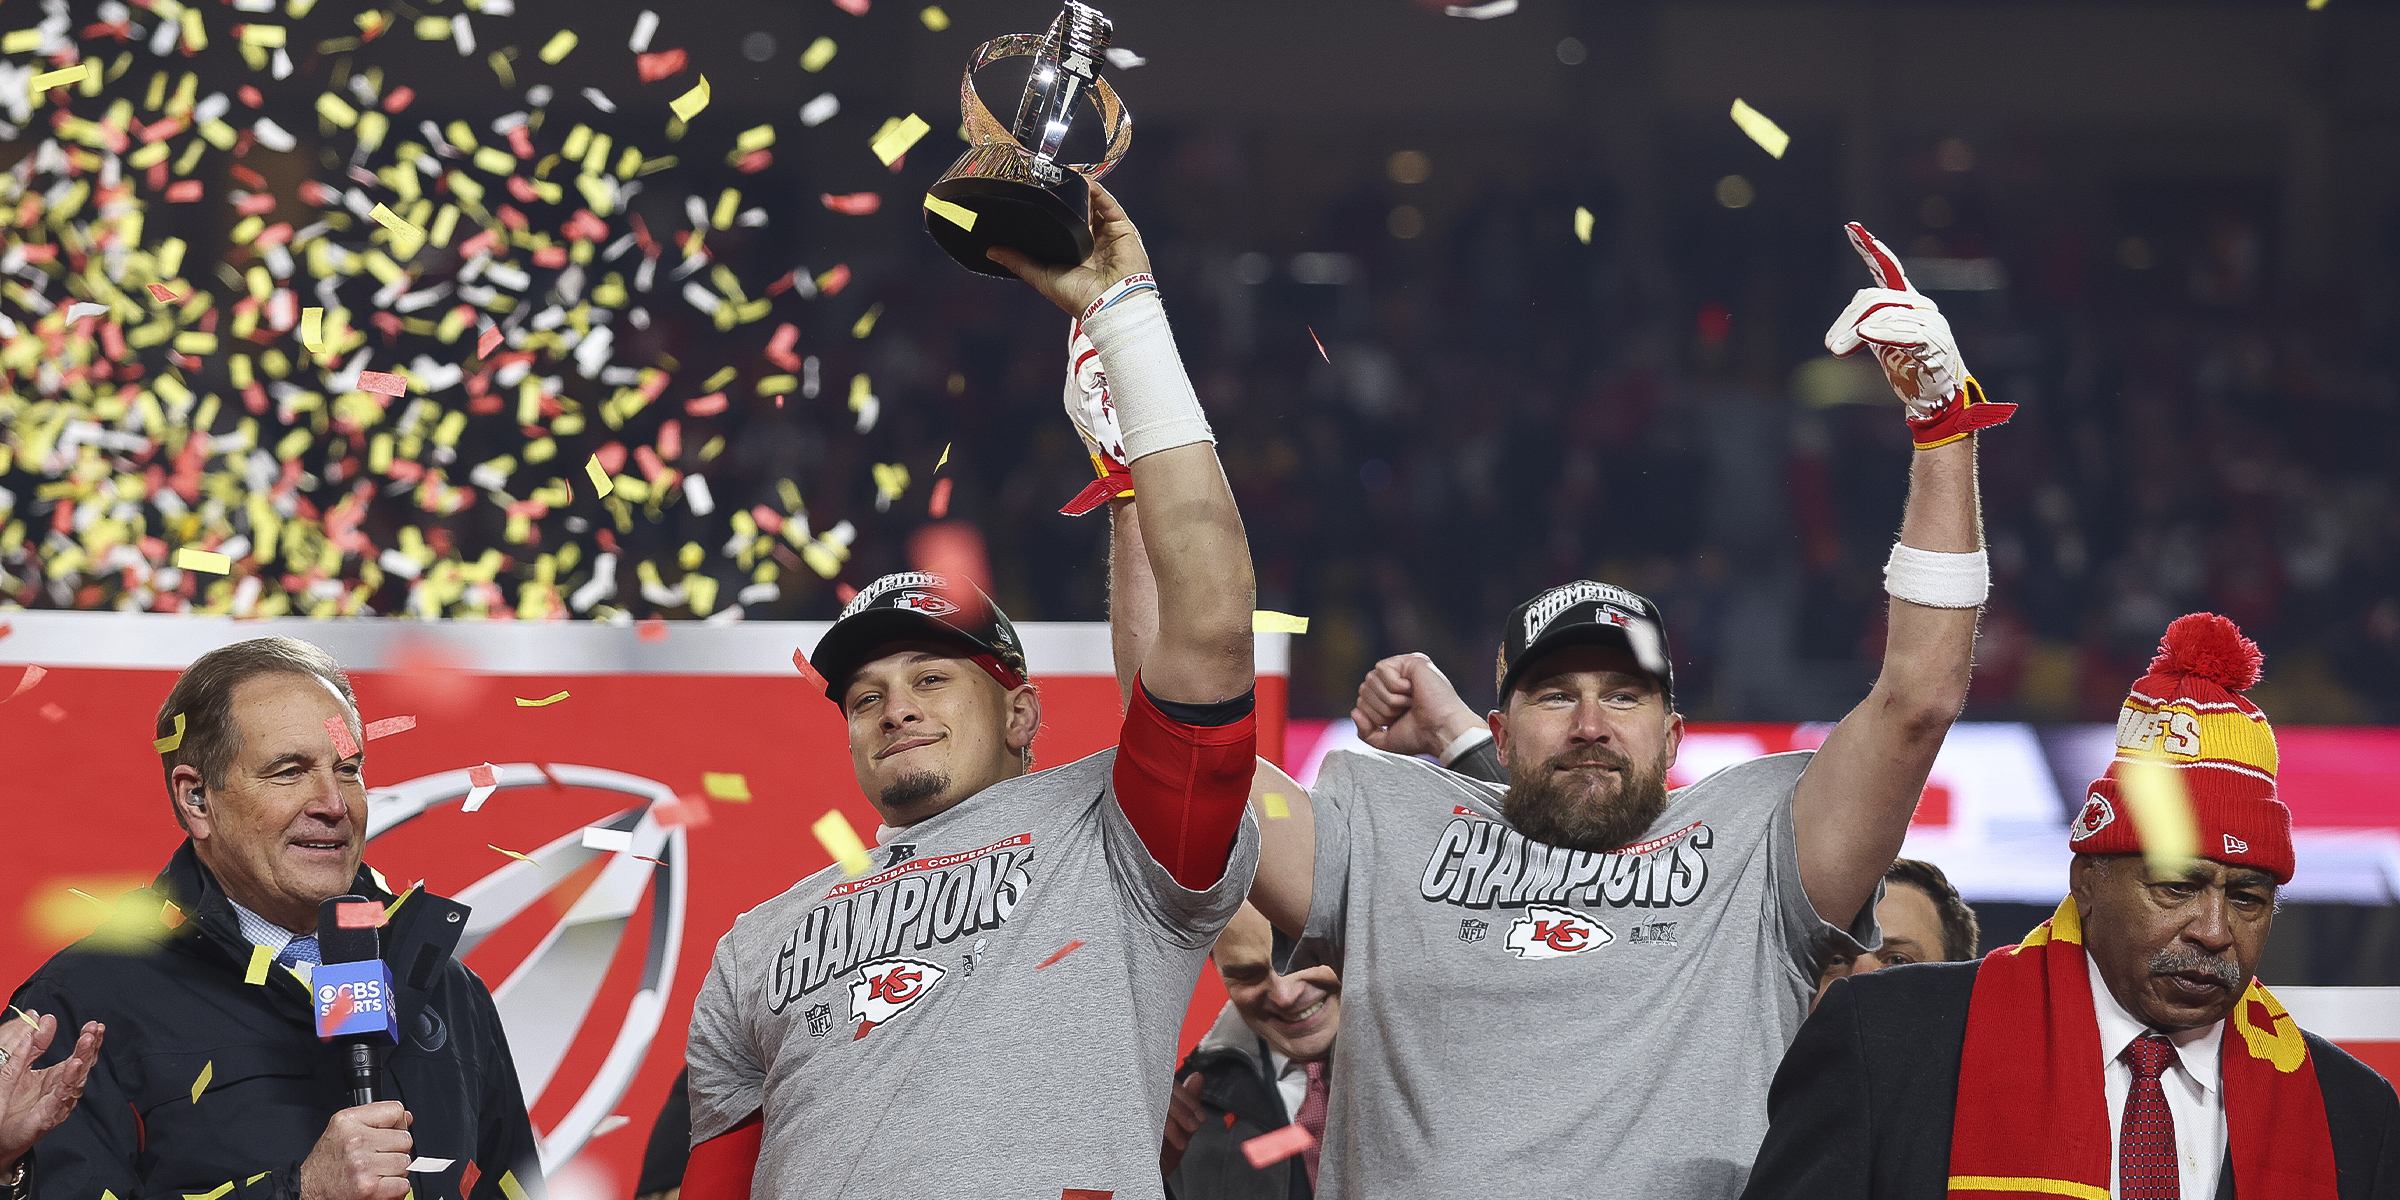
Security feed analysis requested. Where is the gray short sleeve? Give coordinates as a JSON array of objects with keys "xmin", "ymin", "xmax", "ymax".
[
  {"xmin": 1764, "ymin": 765, "xmax": 1883, "ymax": 981},
  {"xmin": 1100, "ymin": 788, "xmax": 1263, "ymax": 949},
  {"xmin": 684, "ymin": 927, "xmax": 764, "ymax": 1146},
  {"xmin": 1302, "ymin": 771, "xmax": 1352, "ymax": 948}
]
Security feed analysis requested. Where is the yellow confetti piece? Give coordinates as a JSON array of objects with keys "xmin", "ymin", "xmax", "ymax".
[
  {"xmin": 190, "ymin": 1061, "xmax": 212, "ymax": 1105},
  {"xmin": 1729, "ymin": 98, "xmax": 1789, "ymax": 160},
  {"xmin": 670, "ymin": 76, "xmax": 711, "ymax": 123},
  {"xmin": 384, "ymin": 885, "xmax": 416, "ymax": 922},
  {"xmin": 924, "ymin": 192, "xmax": 977, "ymax": 232},
  {"xmin": 813, "ymin": 810, "xmax": 875, "ymax": 878},
  {"xmin": 537, "ymin": 29, "xmax": 579, "ymax": 64},
  {"xmin": 153, "ymin": 713, "xmax": 186, "ymax": 754},
  {"xmin": 1, "ymin": 30, "xmax": 42, "ymax": 54},
  {"xmin": 920, "ymin": 6, "xmax": 950, "ymax": 30},
  {"xmin": 369, "ymin": 203, "xmax": 425, "ymax": 250},
  {"xmin": 936, "ymin": 443, "xmax": 952, "ymax": 471},
  {"xmin": 702, "ymin": 772, "xmax": 752, "ymax": 801},
  {"xmin": 176, "ymin": 548, "xmax": 232, "ymax": 575},
  {"xmin": 30, "ymin": 64, "xmax": 92, "ymax": 92},
  {"xmin": 1262, "ymin": 793, "xmax": 1291, "ymax": 820},
  {"xmin": 1574, "ymin": 206, "xmax": 1593, "ymax": 245},
  {"xmin": 498, "ymin": 1172, "xmax": 528, "ymax": 1200},
  {"xmin": 488, "ymin": 845, "xmax": 540, "ymax": 866},
  {"xmin": 8, "ymin": 1006, "xmax": 38, "ymax": 1030},
  {"xmin": 243, "ymin": 944, "xmax": 273, "ymax": 985},
  {"xmin": 1253, "ymin": 611, "xmax": 1310, "ymax": 634},
  {"xmin": 2308, "ymin": 0, "xmax": 2329, "ymax": 8},
  {"xmin": 852, "ymin": 303, "xmax": 884, "ymax": 339},
  {"xmin": 800, "ymin": 36, "xmax": 837, "ymax": 71},
  {"xmin": 515, "ymin": 691, "xmax": 571, "ymax": 707},
  {"xmin": 184, "ymin": 1184, "xmax": 232, "ymax": 1200},
  {"xmin": 300, "ymin": 307, "xmax": 325, "ymax": 353},
  {"xmin": 585, "ymin": 454, "xmax": 614, "ymax": 498},
  {"xmin": 869, "ymin": 113, "xmax": 930, "ymax": 166},
  {"xmin": 2119, "ymin": 751, "xmax": 2201, "ymax": 873}
]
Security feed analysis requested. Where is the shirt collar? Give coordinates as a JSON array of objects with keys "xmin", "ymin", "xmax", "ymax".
[
  {"xmin": 226, "ymin": 897, "xmax": 302, "ymax": 954},
  {"xmin": 2085, "ymin": 954, "xmax": 2225, "ymax": 1096}
]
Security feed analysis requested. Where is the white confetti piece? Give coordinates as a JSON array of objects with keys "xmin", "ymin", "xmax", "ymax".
[
  {"xmin": 629, "ymin": 10, "xmax": 659, "ymax": 53},
  {"xmin": 581, "ymin": 827, "xmax": 634, "ymax": 853},
  {"xmin": 1443, "ymin": 0, "xmax": 1517, "ymax": 16},
  {"xmin": 800, "ymin": 92, "xmax": 839, "ymax": 128},
  {"xmin": 405, "ymin": 1159, "xmax": 454, "ymax": 1174}
]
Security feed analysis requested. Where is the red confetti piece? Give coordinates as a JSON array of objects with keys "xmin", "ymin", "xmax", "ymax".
[
  {"xmin": 595, "ymin": 443, "xmax": 628, "ymax": 475},
  {"xmin": 237, "ymin": 86, "xmax": 263, "ymax": 108},
  {"xmin": 635, "ymin": 49, "xmax": 688, "ymax": 83},
  {"xmin": 736, "ymin": 149, "xmax": 773, "ymax": 174},
  {"xmin": 1241, "ymin": 1123, "xmax": 1315, "ymax": 1169},
  {"xmin": 766, "ymin": 323, "xmax": 801, "ymax": 370},
  {"xmin": 477, "ymin": 327, "xmax": 503, "ymax": 358},
  {"xmin": 834, "ymin": 582, "xmax": 858, "ymax": 604},
  {"xmin": 928, "ymin": 477, "xmax": 953, "ymax": 519},
  {"xmin": 820, "ymin": 192, "xmax": 881, "ymax": 215},
  {"xmin": 534, "ymin": 762, "xmax": 566, "ymax": 791},
  {"xmin": 637, "ymin": 618, "xmax": 669, "ymax": 643},
  {"xmin": 1063, "ymin": 1192, "xmax": 1115, "ymax": 1200},
  {"xmin": 4, "ymin": 665, "xmax": 45, "ymax": 704},
  {"xmin": 334, "ymin": 900, "xmax": 386, "ymax": 929},
  {"xmin": 323, "ymin": 717, "xmax": 360, "ymax": 758},
  {"xmin": 164, "ymin": 180, "xmax": 202, "ymax": 203},
  {"xmin": 1308, "ymin": 326, "xmax": 1330, "ymax": 363},
  {"xmin": 364, "ymin": 715, "xmax": 416, "ymax": 741},
  {"xmin": 316, "ymin": 987, "xmax": 357, "ymax": 1037},
  {"xmin": 357, "ymin": 371, "xmax": 407, "ymax": 397},
  {"xmin": 0, "ymin": 622, "xmax": 9, "ymax": 641},
  {"xmin": 791, "ymin": 649, "xmax": 814, "ymax": 680},
  {"xmin": 833, "ymin": 0, "xmax": 869, "ymax": 13},
  {"xmin": 467, "ymin": 763, "xmax": 497, "ymax": 788},
  {"xmin": 38, "ymin": 704, "xmax": 65, "ymax": 723},
  {"xmin": 817, "ymin": 264, "xmax": 851, "ymax": 296},
  {"xmin": 652, "ymin": 794, "xmax": 713, "ymax": 829},
  {"xmin": 382, "ymin": 86, "xmax": 415, "ymax": 113},
  {"xmin": 682, "ymin": 393, "xmax": 728, "ymax": 418},
  {"xmin": 148, "ymin": 283, "xmax": 181, "ymax": 302},
  {"xmin": 1035, "ymin": 940, "xmax": 1085, "ymax": 970}
]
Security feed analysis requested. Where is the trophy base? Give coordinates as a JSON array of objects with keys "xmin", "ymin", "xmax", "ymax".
[{"xmin": 926, "ymin": 170, "xmax": 1092, "ymax": 279}]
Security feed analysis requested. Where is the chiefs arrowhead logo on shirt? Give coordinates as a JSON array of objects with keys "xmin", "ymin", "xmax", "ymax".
[
  {"xmin": 1503, "ymin": 904, "xmax": 1612, "ymax": 960},
  {"xmin": 848, "ymin": 956, "xmax": 946, "ymax": 1038}
]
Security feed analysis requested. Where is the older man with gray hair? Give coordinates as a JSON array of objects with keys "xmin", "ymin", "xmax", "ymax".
[{"xmin": 6, "ymin": 637, "xmax": 542, "ymax": 1200}]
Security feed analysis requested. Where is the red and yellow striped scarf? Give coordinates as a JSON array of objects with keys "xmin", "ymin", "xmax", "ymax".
[{"xmin": 1946, "ymin": 896, "xmax": 2337, "ymax": 1200}]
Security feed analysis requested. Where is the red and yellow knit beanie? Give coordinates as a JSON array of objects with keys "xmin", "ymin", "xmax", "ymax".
[{"xmin": 2066, "ymin": 612, "xmax": 2295, "ymax": 883}]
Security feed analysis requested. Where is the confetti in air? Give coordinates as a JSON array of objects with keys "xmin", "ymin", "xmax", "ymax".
[
  {"xmin": 702, "ymin": 772, "xmax": 753, "ymax": 801},
  {"xmin": 323, "ymin": 718, "xmax": 361, "ymax": 759},
  {"xmin": 1261, "ymin": 793, "xmax": 1291, "ymax": 820},
  {"xmin": 1442, "ymin": 0, "xmax": 1519, "ymax": 16},
  {"xmin": 581, "ymin": 827, "xmax": 635, "ymax": 853},
  {"xmin": 516, "ymin": 691, "xmax": 572, "ymax": 707},
  {"xmin": 154, "ymin": 714, "xmax": 187, "ymax": 754},
  {"xmin": 463, "ymin": 762, "xmax": 500, "ymax": 812},
  {"xmin": 1035, "ymin": 939, "xmax": 1086, "ymax": 969},
  {"xmin": 1729, "ymin": 98, "xmax": 1791, "ymax": 159},
  {"xmin": 1241, "ymin": 1123, "xmax": 1317, "ymax": 1168},
  {"xmin": 1574, "ymin": 206, "xmax": 1594, "ymax": 244},
  {"xmin": 4, "ymin": 665, "xmax": 46, "ymax": 704},
  {"xmin": 1252, "ymin": 611, "xmax": 1310, "ymax": 634},
  {"xmin": 813, "ymin": 809, "xmax": 875, "ymax": 877}
]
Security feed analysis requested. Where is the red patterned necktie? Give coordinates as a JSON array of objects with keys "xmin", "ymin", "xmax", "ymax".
[
  {"xmin": 1296, "ymin": 1060, "xmax": 1329, "ymax": 1188},
  {"xmin": 2119, "ymin": 1033, "xmax": 2181, "ymax": 1200}
]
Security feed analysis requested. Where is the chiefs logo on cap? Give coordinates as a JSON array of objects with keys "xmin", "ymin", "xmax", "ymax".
[
  {"xmin": 2069, "ymin": 794, "xmax": 2115, "ymax": 843},
  {"xmin": 896, "ymin": 591, "xmax": 961, "ymax": 618}
]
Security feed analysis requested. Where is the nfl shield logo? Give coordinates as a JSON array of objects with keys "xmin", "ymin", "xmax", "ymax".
[{"xmin": 1459, "ymin": 919, "xmax": 1489, "ymax": 944}]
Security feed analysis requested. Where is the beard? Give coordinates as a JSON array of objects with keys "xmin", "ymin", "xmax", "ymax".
[
  {"xmin": 880, "ymin": 769, "xmax": 952, "ymax": 811},
  {"xmin": 1501, "ymin": 743, "xmax": 1672, "ymax": 853}
]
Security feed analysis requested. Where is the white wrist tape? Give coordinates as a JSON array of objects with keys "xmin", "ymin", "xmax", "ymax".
[
  {"xmin": 1883, "ymin": 542, "xmax": 1989, "ymax": 609},
  {"xmin": 1078, "ymin": 284, "xmax": 1213, "ymax": 463},
  {"xmin": 1440, "ymin": 726, "xmax": 1494, "ymax": 766}
]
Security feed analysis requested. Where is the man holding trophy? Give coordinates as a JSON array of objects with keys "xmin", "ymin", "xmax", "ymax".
[{"xmin": 682, "ymin": 7, "xmax": 1266, "ymax": 1199}]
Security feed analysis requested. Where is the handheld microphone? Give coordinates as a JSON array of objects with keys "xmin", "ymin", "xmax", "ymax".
[{"xmin": 314, "ymin": 894, "xmax": 398, "ymax": 1108}]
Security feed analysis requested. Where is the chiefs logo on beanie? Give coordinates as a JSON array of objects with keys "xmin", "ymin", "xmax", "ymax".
[{"xmin": 2068, "ymin": 612, "xmax": 2295, "ymax": 883}]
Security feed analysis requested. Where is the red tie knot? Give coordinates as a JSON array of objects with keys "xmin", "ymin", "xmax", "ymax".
[{"xmin": 2124, "ymin": 1033, "xmax": 2176, "ymax": 1081}]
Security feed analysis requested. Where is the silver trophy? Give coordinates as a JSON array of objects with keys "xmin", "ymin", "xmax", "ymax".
[{"xmin": 925, "ymin": 2, "xmax": 1131, "ymax": 277}]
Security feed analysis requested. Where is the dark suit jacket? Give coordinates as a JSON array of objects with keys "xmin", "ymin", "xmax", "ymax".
[
  {"xmin": 1164, "ymin": 1035, "xmax": 1312, "ymax": 1200},
  {"xmin": 1741, "ymin": 961, "xmax": 2400, "ymax": 1200}
]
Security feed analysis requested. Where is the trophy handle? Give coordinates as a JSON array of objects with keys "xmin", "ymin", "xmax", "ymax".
[{"xmin": 959, "ymin": 33, "xmax": 1131, "ymax": 182}]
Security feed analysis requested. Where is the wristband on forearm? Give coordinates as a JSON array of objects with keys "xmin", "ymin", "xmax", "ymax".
[
  {"xmin": 1883, "ymin": 542, "xmax": 1989, "ymax": 608},
  {"xmin": 1078, "ymin": 279, "xmax": 1213, "ymax": 462}
]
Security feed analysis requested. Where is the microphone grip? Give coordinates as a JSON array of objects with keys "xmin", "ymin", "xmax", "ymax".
[{"xmin": 346, "ymin": 1040, "xmax": 379, "ymax": 1107}]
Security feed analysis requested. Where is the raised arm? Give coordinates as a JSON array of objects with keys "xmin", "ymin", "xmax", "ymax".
[
  {"xmin": 1792, "ymin": 224, "xmax": 2012, "ymax": 928},
  {"xmin": 993, "ymin": 181, "xmax": 1255, "ymax": 705}
]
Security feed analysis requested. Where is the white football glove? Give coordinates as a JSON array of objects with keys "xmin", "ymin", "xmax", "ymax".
[
  {"xmin": 1823, "ymin": 222, "xmax": 2014, "ymax": 449},
  {"xmin": 1058, "ymin": 318, "xmax": 1134, "ymax": 516}
]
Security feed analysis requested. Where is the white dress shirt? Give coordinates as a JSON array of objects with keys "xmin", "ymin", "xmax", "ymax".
[
  {"xmin": 2088, "ymin": 956, "xmax": 2228, "ymax": 1200},
  {"xmin": 1268, "ymin": 1047, "xmax": 1307, "ymax": 1123},
  {"xmin": 227, "ymin": 897, "xmax": 302, "ymax": 956}
]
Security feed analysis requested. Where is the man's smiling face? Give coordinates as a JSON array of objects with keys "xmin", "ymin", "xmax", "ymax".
[
  {"xmin": 842, "ymin": 642, "xmax": 1040, "ymax": 825},
  {"xmin": 183, "ymin": 672, "xmax": 367, "ymax": 934}
]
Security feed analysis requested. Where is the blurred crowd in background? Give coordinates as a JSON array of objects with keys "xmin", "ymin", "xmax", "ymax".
[{"xmin": 3, "ymin": 0, "xmax": 2392, "ymax": 727}]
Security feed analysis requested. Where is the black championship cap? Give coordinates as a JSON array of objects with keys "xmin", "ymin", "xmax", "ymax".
[
  {"xmin": 1496, "ymin": 580, "xmax": 1676, "ymax": 702},
  {"xmin": 808, "ymin": 571, "xmax": 1029, "ymax": 703}
]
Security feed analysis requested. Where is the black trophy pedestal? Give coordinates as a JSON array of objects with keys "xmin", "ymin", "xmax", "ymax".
[{"xmin": 926, "ymin": 169, "xmax": 1092, "ymax": 278}]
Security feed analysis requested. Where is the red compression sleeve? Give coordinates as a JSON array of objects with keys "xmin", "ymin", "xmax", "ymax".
[
  {"xmin": 681, "ymin": 1112, "xmax": 761, "ymax": 1200},
  {"xmin": 1112, "ymin": 676, "xmax": 1258, "ymax": 891}
]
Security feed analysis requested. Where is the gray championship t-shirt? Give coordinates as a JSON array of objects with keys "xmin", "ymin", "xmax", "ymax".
[
  {"xmin": 687, "ymin": 748, "xmax": 1260, "ymax": 1199},
  {"xmin": 1304, "ymin": 747, "xmax": 1874, "ymax": 1200}
]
